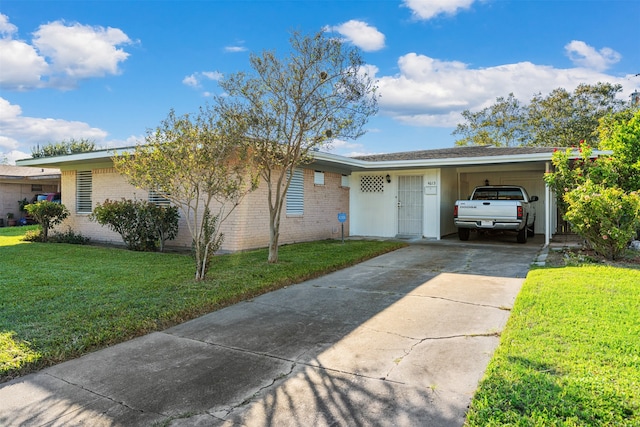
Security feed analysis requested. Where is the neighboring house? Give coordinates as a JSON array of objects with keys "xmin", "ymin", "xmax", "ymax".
[
  {"xmin": 0, "ymin": 165, "xmax": 61, "ymax": 226},
  {"xmin": 16, "ymin": 145, "xmax": 599, "ymax": 248}
]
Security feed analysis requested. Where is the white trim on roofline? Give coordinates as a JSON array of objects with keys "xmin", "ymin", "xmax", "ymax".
[
  {"xmin": 16, "ymin": 146, "xmax": 611, "ymax": 171},
  {"xmin": 15, "ymin": 147, "xmax": 136, "ymax": 167},
  {"xmin": 312, "ymin": 150, "xmax": 611, "ymax": 171}
]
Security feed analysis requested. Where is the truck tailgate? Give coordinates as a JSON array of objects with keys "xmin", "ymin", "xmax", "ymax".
[{"xmin": 456, "ymin": 200, "xmax": 519, "ymax": 220}]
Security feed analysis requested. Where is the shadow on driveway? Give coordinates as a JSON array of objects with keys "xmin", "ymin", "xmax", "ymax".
[{"xmin": 0, "ymin": 239, "xmax": 543, "ymax": 427}]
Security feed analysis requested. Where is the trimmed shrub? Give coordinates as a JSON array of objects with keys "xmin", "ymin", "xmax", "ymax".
[
  {"xmin": 90, "ymin": 199, "xmax": 179, "ymax": 251},
  {"xmin": 24, "ymin": 201, "xmax": 69, "ymax": 242}
]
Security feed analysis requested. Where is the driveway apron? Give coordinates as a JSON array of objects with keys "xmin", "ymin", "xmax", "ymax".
[{"xmin": 0, "ymin": 238, "xmax": 543, "ymax": 426}]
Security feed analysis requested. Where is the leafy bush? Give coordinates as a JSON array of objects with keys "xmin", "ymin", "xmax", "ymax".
[
  {"xmin": 564, "ymin": 181, "xmax": 640, "ymax": 260},
  {"xmin": 50, "ymin": 228, "xmax": 91, "ymax": 245},
  {"xmin": 22, "ymin": 227, "xmax": 90, "ymax": 245},
  {"xmin": 24, "ymin": 201, "xmax": 69, "ymax": 242},
  {"xmin": 90, "ymin": 199, "xmax": 178, "ymax": 251},
  {"xmin": 22, "ymin": 228, "xmax": 42, "ymax": 242}
]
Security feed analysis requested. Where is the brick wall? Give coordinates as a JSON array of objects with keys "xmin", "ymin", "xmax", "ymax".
[{"xmin": 55, "ymin": 166, "xmax": 349, "ymax": 252}]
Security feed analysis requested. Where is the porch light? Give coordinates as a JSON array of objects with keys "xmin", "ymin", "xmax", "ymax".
[{"xmin": 386, "ymin": 174, "xmax": 391, "ymax": 183}]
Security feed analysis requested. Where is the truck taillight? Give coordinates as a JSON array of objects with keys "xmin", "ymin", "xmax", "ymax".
[
  {"xmin": 454, "ymin": 205, "xmax": 458, "ymax": 218},
  {"xmin": 517, "ymin": 206, "xmax": 523, "ymax": 220}
]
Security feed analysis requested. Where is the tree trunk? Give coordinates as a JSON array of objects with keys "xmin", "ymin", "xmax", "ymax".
[{"xmin": 267, "ymin": 206, "xmax": 280, "ymax": 263}]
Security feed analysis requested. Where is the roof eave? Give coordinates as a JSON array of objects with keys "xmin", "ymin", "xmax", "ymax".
[{"xmin": 15, "ymin": 147, "xmax": 134, "ymax": 167}]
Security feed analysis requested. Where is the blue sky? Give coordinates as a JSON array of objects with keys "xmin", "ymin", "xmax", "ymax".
[{"xmin": 1, "ymin": 0, "xmax": 638, "ymax": 164}]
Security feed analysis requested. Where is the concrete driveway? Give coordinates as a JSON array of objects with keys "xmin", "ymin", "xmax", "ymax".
[{"xmin": 0, "ymin": 237, "xmax": 544, "ymax": 426}]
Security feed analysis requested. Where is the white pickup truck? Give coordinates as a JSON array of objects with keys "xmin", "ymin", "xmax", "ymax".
[{"xmin": 454, "ymin": 185, "xmax": 538, "ymax": 243}]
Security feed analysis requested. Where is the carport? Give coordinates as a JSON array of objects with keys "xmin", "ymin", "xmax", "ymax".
[{"xmin": 312, "ymin": 146, "xmax": 565, "ymax": 246}]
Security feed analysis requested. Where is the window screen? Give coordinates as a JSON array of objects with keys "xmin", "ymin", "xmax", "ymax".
[
  {"xmin": 314, "ymin": 170, "xmax": 325, "ymax": 185},
  {"xmin": 286, "ymin": 168, "xmax": 304, "ymax": 215},
  {"xmin": 76, "ymin": 170, "xmax": 92, "ymax": 213},
  {"xmin": 149, "ymin": 189, "xmax": 171, "ymax": 207}
]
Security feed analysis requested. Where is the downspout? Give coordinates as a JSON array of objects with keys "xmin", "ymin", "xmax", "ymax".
[{"xmin": 545, "ymin": 161, "xmax": 551, "ymax": 246}]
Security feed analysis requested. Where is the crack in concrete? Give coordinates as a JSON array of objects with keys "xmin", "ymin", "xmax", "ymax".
[
  {"xmin": 254, "ymin": 282, "xmax": 512, "ymax": 312},
  {"xmin": 43, "ymin": 372, "xmax": 164, "ymax": 418},
  {"xmin": 413, "ymin": 293, "xmax": 513, "ymax": 310},
  {"xmin": 212, "ymin": 360, "xmax": 298, "ymax": 420},
  {"xmin": 382, "ymin": 330, "xmax": 501, "ymax": 380}
]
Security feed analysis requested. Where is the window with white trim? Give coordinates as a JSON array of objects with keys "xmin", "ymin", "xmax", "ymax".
[
  {"xmin": 286, "ymin": 168, "xmax": 304, "ymax": 215},
  {"xmin": 76, "ymin": 170, "xmax": 92, "ymax": 213},
  {"xmin": 314, "ymin": 170, "xmax": 325, "ymax": 185}
]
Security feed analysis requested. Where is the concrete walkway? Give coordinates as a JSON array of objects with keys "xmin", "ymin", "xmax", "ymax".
[{"xmin": 0, "ymin": 237, "xmax": 544, "ymax": 426}]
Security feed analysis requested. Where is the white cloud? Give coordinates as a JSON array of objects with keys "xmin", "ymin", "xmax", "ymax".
[
  {"xmin": 329, "ymin": 20, "xmax": 385, "ymax": 52},
  {"xmin": 565, "ymin": 40, "xmax": 621, "ymax": 72},
  {"xmin": 374, "ymin": 51, "xmax": 635, "ymax": 128},
  {"xmin": 0, "ymin": 97, "xmax": 108, "ymax": 157},
  {"xmin": 182, "ymin": 74, "xmax": 199, "ymax": 87},
  {"xmin": 402, "ymin": 0, "xmax": 476, "ymax": 20},
  {"xmin": 102, "ymin": 134, "xmax": 145, "ymax": 149},
  {"xmin": 0, "ymin": 13, "xmax": 18, "ymax": 36},
  {"xmin": 201, "ymin": 71, "xmax": 223, "ymax": 80},
  {"xmin": 0, "ymin": 15, "xmax": 133, "ymax": 90},
  {"xmin": 225, "ymin": 45, "xmax": 247, "ymax": 53},
  {"xmin": 33, "ymin": 21, "xmax": 132, "ymax": 79},
  {"xmin": 182, "ymin": 71, "xmax": 223, "ymax": 89}
]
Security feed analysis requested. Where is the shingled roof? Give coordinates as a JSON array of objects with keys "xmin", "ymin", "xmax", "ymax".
[
  {"xmin": 0, "ymin": 165, "xmax": 61, "ymax": 180},
  {"xmin": 352, "ymin": 145, "xmax": 557, "ymax": 162}
]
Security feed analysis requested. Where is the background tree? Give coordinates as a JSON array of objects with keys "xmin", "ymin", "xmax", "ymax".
[
  {"xmin": 453, "ymin": 94, "xmax": 526, "ymax": 147},
  {"xmin": 24, "ymin": 201, "xmax": 69, "ymax": 242},
  {"xmin": 455, "ymin": 83, "xmax": 626, "ymax": 147},
  {"xmin": 31, "ymin": 138, "xmax": 96, "ymax": 158},
  {"xmin": 217, "ymin": 30, "xmax": 378, "ymax": 263},
  {"xmin": 113, "ymin": 107, "xmax": 259, "ymax": 280}
]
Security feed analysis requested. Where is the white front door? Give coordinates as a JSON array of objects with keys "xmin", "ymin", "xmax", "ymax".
[{"xmin": 397, "ymin": 175, "xmax": 423, "ymax": 237}]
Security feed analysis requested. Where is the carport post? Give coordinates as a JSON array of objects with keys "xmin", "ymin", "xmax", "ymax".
[{"xmin": 545, "ymin": 162, "xmax": 551, "ymax": 246}]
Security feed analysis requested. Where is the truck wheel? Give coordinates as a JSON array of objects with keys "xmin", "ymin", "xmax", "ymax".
[
  {"xmin": 517, "ymin": 225, "xmax": 528, "ymax": 243},
  {"xmin": 458, "ymin": 228, "xmax": 470, "ymax": 241},
  {"xmin": 527, "ymin": 221, "xmax": 535, "ymax": 237}
]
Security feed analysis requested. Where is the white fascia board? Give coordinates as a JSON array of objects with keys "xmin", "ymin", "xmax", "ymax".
[
  {"xmin": 312, "ymin": 151, "xmax": 553, "ymax": 170},
  {"xmin": 313, "ymin": 149, "xmax": 612, "ymax": 171},
  {"xmin": 15, "ymin": 147, "xmax": 135, "ymax": 167}
]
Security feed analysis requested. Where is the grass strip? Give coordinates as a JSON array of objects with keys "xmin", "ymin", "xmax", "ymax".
[
  {"xmin": 0, "ymin": 227, "xmax": 405, "ymax": 382},
  {"xmin": 466, "ymin": 265, "xmax": 640, "ymax": 426}
]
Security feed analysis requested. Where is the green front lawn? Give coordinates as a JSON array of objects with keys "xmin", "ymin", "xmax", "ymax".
[
  {"xmin": 0, "ymin": 226, "xmax": 405, "ymax": 382},
  {"xmin": 466, "ymin": 265, "xmax": 640, "ymax": 426}
]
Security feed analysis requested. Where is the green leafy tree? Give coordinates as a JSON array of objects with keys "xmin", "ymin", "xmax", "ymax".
[
  {"xmin": 113, "ymin": 107, "xmax": 259, "ymax": 280},
  {"xmin": 31, "ymin": 138, "xmax": 96, "ymax": 158},
  {"xmin": 455, "ymin": 83, "xmax": 625, "ymax": 147},
  {"xmin": 544, "ymin": 110, "xmax": 640, "ymax": 259},
  {"xmin": 596, "ymin": 109, "xmax": 640, "ymax": 191},
  {"xmin": 564, "ymin": 182, "xmax": 640, "ymax": 260},
  {"xmin": 217, "ymin": 30, "xmax": 378, "ymax": 263},
  {"xmin": 453, "ymin": 94, "xmax": 526, "ymax": 147},
  {"xmin": 24, "ymin": 201, "xmax": 69, "ymax": 242}
]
